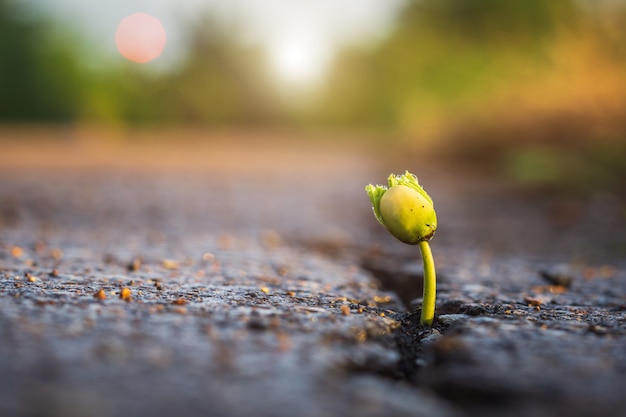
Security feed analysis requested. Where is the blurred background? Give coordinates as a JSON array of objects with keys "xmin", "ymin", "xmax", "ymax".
[
  {"xmin": 1, "ymin": 0, "xmax": 626, "ymax": 262},
  {"xmin": 2, "ymin": 0, "xmax": 626, "ymax": 195}
]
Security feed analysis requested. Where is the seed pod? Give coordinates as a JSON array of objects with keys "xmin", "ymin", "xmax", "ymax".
[{"xmin": 366, "ymin": 171, "xmax": 437, "ymax": 244}]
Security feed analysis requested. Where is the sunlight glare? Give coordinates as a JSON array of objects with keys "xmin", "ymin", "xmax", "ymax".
[
  {"xmin": 115, "ymin": 13, "xmax": 167, "ymax": 63},
  {"xmin": 270, "ymin": 39, "xmax": 327, "ymax": 85}
]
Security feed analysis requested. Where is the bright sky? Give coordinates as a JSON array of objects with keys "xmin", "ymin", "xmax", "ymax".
[{"xmin": 23, "ymin": 0, "xmax": 406, "ymax": 85}]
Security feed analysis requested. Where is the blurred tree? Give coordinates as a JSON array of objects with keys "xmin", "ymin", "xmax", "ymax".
[
  {"xmin": 158, "ymin": 17, "xmax": 280, "ymax": 125},
  {"xmin": 0, "ymin": 4, "xmax": 281, "ymax": 126},
  {"xmin": 318, "ymin": 0, "xmax": 608, "ymax": 139},
  {"xmin": 387, "ymin": 0, "xmax": 575, "ymax": 137},
  {"xmin": 319, "ymin": 0, "xmax": 626, "ymax": 193},
  {"xmin": 0, "ymin": 0, "xmax": 86, "ymax": 122}
]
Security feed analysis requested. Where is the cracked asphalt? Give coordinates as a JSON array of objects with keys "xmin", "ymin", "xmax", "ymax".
[{"xmin": 1, "ymin": 128, "xmax": 625, "ymax": 417}]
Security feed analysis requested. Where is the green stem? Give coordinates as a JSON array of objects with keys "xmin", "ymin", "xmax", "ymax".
[{"xmin": 418, "ymin": 240, "xmax": 436, "ymax": 326}]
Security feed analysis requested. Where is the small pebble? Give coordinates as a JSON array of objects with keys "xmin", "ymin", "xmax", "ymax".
[
  {"xmin": 161, "ymin": 259, "xmax": 179, "ymax": 270},
  {"xmin": 524, "ymin": 296, "xmax": 542, "ymax": 306},
  {"xmin": 119, "ymin": 287, "xmax": 132, "ymax": 300},
  {"xmin": 94, "ymin": 289, "xmax": 107, "ymax": 300},
  {"xmin": 340, "ymin": 305, "xmax": 351, "ymax": 316},
  {"xmin": 10, "ymin": 246, "xmax": 23, "ymax": 258},
  {"xmin": 539, "ymin": 264, "xmax": 574, "ymax": 288},
  {"xmin": 127, "ymin": 258, "xmax": 142, "ymax": 272},
  {"xmin": 373, "ymin": 295, "xmax": 392, "ymax": 304}
]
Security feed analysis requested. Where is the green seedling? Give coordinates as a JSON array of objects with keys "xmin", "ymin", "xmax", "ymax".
[{"xmin": 365, "ymin": 171, "xmax": 438, "ymax": 326}]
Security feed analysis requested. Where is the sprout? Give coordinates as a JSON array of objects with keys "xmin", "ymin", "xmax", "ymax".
[{"xmin": 366, "ymin": 171, "xmax": 438, "ymax": 326}]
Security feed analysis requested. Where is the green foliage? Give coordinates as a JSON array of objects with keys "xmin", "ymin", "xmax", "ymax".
[
  {"xmin": 158, "ymin": 18, "xmax": 279, "ymax": 125},
  {"xmin": 0, "ymin": 5, "xmax": 279, "ymax": 126},
  {"xmin": 504, "ymin": 142, "xmax": 626, "ymax": 195},
  {"xmin": 321, "ymin": 0, "xmax": 578, "ymax": 129},
  {"xmin": 0, "ymin": 1, "xmax": 85, "ymax": 121}
]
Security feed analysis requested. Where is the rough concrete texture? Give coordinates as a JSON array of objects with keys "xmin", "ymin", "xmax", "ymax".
[{"xmin": 0, "ymin": 130, "xmax": 625, "ymax": 417}]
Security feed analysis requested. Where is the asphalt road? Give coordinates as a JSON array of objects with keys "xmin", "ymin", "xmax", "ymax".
[{"xmin": 1, "ymin": 128, "xmax": 625, "ymax": 417}]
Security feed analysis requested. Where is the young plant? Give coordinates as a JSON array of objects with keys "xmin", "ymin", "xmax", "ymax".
[{"xmin": 365, "ymin": 171, "xmax": 438, "ymax": 326}]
